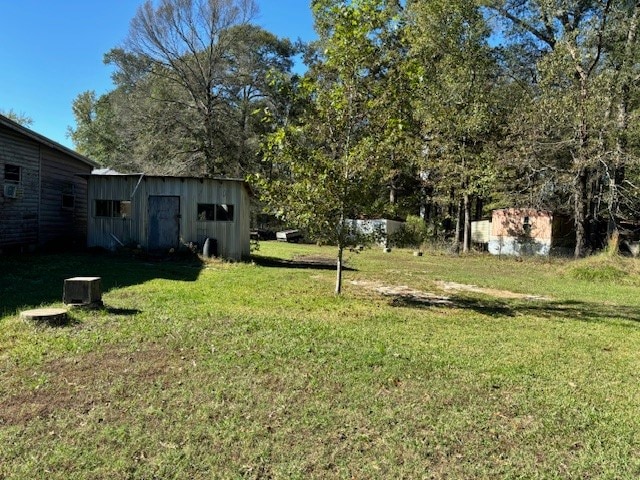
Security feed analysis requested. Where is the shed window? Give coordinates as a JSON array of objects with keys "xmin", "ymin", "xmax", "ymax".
[
  {"xmin": 197, "ymin": 203, "xmax": 234, "ymax": 222},
  {"xmin": 4, "ymin": 164, "xmax": 20, "ymax": 183},
  {"xmin": 96, "ymin": 200, "xmax": 131, "ymax": 218},
  {"xmin": 197, "ymin": 204, "xmax": 216, "ymax": 221},
  {"xmin": 216, "ymin": 204, "xmax": 234, "ymax": 221}
]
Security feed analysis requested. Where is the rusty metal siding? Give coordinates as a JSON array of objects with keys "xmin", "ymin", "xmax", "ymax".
[
  {"xmin": 0, "ymin": 126, "xmax": 40, "ymax": 248},
  {"xmin": 87, "ymin": 176, "xmax": 250, "ymax": 260},
  {"xmin": 39, "ymin": 146, "xmax": 92, "ymax": 247}
]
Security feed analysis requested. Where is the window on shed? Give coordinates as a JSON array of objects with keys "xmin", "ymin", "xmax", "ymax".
[
  {"xmin": 96, "ymin": 200, "xmax": 131, "ymax": 218},
  {"xmin": 197, "ymin": 203, "xmax": 234, "ymax": 221},
  {"xmin": 216, "ymin": 204, "xmax": 234, "ymax": 221},
  {"xmin": 4, "ymin": 164, "xmax": 20, "ymax": 183},
  {"xmin": 197, "ymin": 204, "xmax": 216, "ymax": 221}
]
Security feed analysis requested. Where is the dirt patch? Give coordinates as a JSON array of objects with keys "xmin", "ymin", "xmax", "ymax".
[
  {"xmin": 351, "ymin": 280, "xmax": 549, "ymax": 305},
  {"xmin": 435, "ymin": 281, "xmax": 550, "ymax": 301},
  {"xmin": 0, "ymin": 344, "xmax": 184, "ymax": 427},
  {"xmin": 351, "ymin": 280, "xmax": 453, "ymax": 305}
]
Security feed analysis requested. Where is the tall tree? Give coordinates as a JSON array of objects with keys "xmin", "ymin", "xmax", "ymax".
[
  {"xmin": 124, "ymin": 0, "xmax": 258, "ymax": 174},
  {"xmin": 487, "ymin": 0, "xmax": 640, "ymax": 256},
  {"xmin": 70, "ymin": 11, "xmax": 296, "ymax": 176},
  {"xmin": 407, "ymin": 0, "xmax": 500, "ymax": 252},
  {"xmin": 0, "ymin": 108, "xmax": 33, "ymax": 127}
]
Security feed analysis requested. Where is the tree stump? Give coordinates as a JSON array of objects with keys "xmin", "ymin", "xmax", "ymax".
[{"xmin": 20, "ymin": 307, "xmax": 68, "ymax": 324}]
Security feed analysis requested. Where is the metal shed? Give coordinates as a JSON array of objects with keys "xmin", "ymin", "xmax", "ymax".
[{"xmin": 86, "ymin": 174, "xmax": 251, "ymax": 260}]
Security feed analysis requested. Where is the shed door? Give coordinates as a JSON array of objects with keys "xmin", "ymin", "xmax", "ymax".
[{"xmin": 148, "ymin": 196, "xmax": 180, "ymax": 250}]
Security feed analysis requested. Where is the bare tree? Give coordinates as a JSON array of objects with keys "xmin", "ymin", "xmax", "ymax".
[{"xmin": 125, "ymin": 0, "xmax": 258, "ymax": 174}]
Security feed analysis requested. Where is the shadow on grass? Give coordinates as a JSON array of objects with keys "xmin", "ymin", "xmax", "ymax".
[
  {"xmin": 0, "ymin": 251, "xmax": 203, "ymax": 316},
  {"xmin": 390, "ymin": 295, "xmax": 640, "ymax": 325},
  {"xmin": 252, "ymin": 255, "xmax": 357, "ymax": 271},
  {"xmin": 102, "ymin": 306, "xmax": 142, "ymax": 316}
]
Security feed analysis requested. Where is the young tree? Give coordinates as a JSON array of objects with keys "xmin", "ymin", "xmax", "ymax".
[{"xmin": 256, "ymin": 0, "xmax": 403, "ymax": 294}]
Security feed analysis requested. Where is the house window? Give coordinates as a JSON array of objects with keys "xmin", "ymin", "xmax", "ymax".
[
  {"xmin": 197, "ymin": 203, "xmax": 234, "ymax": 222},
  {"xmin": 62, "ymin": 194, "xmax": 75, "ymax": 209},
  {"xmin": 96, "ymin": 200, "xmax": 132, "ymax": 218},
  {"xmin": 4, "ymin": 164, "xmax": 20, "ymax": 183},
  {"xmin": 523, "ymin": 216, "xmax": 531, "ymax": 235},
  {"xmin": 62, "ymin": 184, "xmax": 75, "ymax": 210}
]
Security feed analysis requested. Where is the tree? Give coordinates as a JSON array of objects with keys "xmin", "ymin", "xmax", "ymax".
[
  {"xmin": 257, "ymin": 0, "xmax": 403, "ymax": 294},
  {"xmin": 407, "ymin": 0, "xmax": 501, "ymax": 252},
  {"xmin": 487, "ymin": 0, "xmax": 640, "ymax": 257},
  {"xmin": 123, "ymin": 0, "xmax": 259, "ymax": 174},
  {"xmin": 70, "ymin": 9, "xmax": 296, "ymax": 176},
  {"xmin": 0, "ymin": 108, "xmax": 33, "ymax": 127}
]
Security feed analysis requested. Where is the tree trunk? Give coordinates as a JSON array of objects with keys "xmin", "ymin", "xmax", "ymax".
[
  {"xmin": 335, "ymin": 246, "xmax": 344, "ymax": 295},
  {"xmin": 462, "ymin": 193, "xmax": 471, "ymax": 253},
  {"xmin": 452, "ymin": 198, "xmax": 463, "ymax": 253},
  {"xmin": 574, "ymin": 169, "xmax": 589, "ymax": 258}
]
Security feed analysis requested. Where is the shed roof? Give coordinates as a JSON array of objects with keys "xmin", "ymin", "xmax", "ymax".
[
  {"xmin": 0, "ymin": 113, "xmax": 98, "ymax": 168},
  {"xmin": 85, "ymin": 172, "xmax": 254, "ymax": 196}
]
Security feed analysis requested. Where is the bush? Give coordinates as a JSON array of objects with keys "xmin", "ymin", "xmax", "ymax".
[{"xmin": 389, "ymin": 215, "xmax": 430, "ymax": 248}]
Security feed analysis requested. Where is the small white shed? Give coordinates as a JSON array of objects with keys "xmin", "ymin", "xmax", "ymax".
[
  {"xmin": 85, "ymin": 174, "xmax": 251, "ymax": 260},
  {"xmin": 346, "ymin": 218, "xmax": 404, "ymax": 245}
]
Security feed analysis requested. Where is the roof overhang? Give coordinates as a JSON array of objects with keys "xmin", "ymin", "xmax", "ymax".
[{"xmin": 0, "ymin": 113, "xmax": 99, "ymax": 168}]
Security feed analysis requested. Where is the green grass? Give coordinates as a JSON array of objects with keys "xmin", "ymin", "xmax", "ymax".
[{"xmin": 2, "ymin": 244, "xmax": 640, "ymax": 479}]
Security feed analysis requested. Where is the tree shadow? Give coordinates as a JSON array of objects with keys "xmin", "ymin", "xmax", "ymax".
[
  {"xmin": 0, "ymin": 251, "xmax": 203, "ymax": 316},
  {"xmin": 389, "ymin": 294, "xmax": 640, "ymax": 325},
  {"xmin": 252, "ymin": 255, "xmax": 357, "ymax": 271}
]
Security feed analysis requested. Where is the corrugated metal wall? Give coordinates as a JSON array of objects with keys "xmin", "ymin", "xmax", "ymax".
[{"xmin": 87, "ymin": 176, "xmax": 250, "ymax": 260}]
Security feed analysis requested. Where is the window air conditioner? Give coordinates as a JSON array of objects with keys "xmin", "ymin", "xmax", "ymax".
[{"xmin": 3, "ymin": 184, "xmax": 18, "ymax": 198}]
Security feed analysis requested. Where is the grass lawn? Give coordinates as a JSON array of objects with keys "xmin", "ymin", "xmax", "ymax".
[{"xmin": 1, "ymin": 242, "xmax": 640, "ymax": 479}]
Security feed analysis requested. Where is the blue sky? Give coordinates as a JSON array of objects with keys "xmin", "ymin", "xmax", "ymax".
[{"xmin": 0, "ymin": 0, "xmax": 316, "ymax": 149}]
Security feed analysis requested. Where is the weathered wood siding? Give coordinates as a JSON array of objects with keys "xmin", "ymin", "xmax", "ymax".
[
  {"xmin": 87, "ymin": 176, "xmax": 250, "ymax": 260},
  {"xmin": 39, "ymin": 146, "xmax": 92, "ymax": 247},
  {"xmin": 0, "ymin": 126, "xmax": 40, "ymax": 248}
]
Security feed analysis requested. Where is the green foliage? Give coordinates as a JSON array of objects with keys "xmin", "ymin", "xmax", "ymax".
[
  {"xmin": 564, "ymin": 254, "xmax": 640, "ymax": 283},
  {"xmin": 69, "ymin": 3, "xmax": 297, "ymax": 176},
  {"xmin": 0, "ymin": 108, "xmax": 33, "ymax": 127},
  {"xmin": 388, "ymin": 214, "xmax": 430, "ymax": 248}
]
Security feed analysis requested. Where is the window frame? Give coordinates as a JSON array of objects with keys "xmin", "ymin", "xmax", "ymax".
[
  {"xmin": 4, "ymin": 164, "xmax": 21, "ymax": 183},
  {"xmin": 95, "ymin": 199, "xmax": 132, "ymax": 218},
  {"xmin": 197, "ymin": 203, "xmax": 234, "ymax": 222}
]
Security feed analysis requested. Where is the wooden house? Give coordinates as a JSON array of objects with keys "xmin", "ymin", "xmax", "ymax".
[
  {"xmin": 0, "ymin": 114, "xmax": 98, "ymax": 252},
  {"xmin": 486, "ymin": 208, "xmax": 574, "ymax": 256},
  {"xmin": 85, "ymin": 174, "xmax": 250, "ymax": 260}
]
